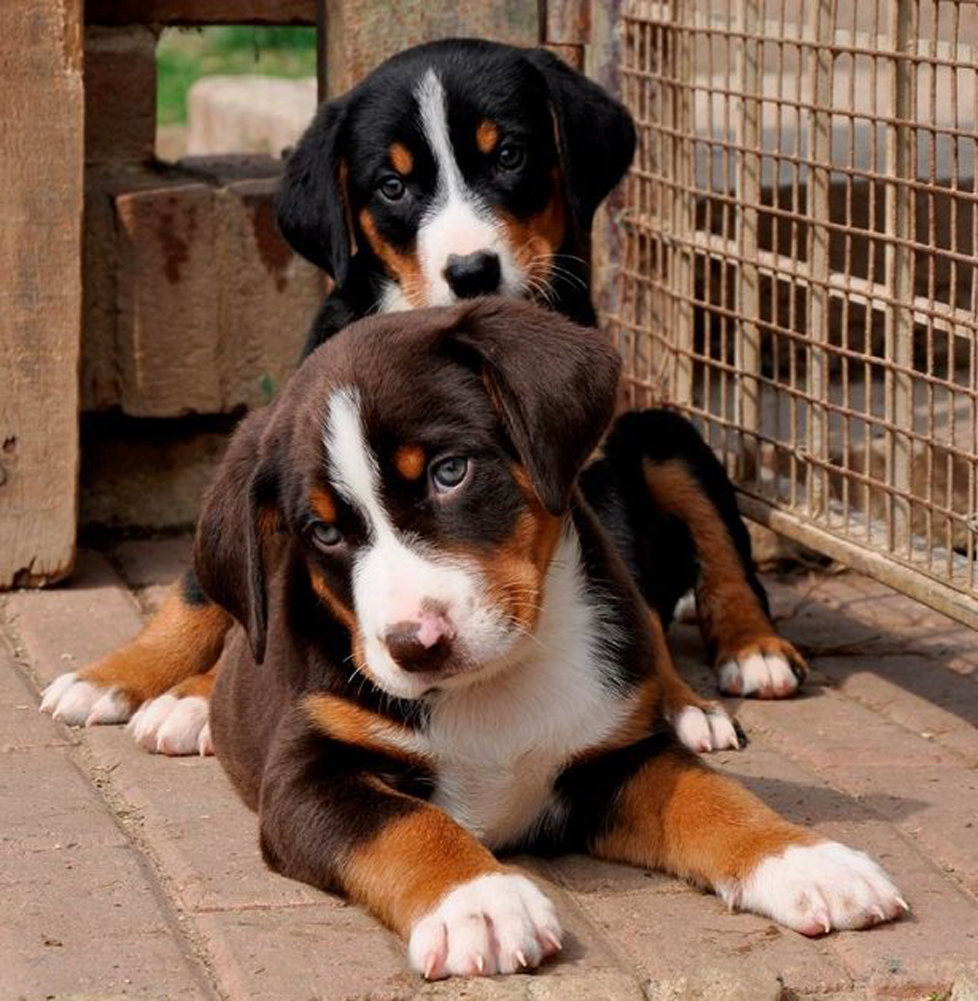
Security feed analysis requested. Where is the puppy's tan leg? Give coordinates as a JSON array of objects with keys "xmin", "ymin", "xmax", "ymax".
[
  {"xmin": 40, "ymin": 571, "xmax": 229, "ymax": 736},
  {"xmin": 591, "ymin": 748, "xmax": 907, "ymax": 934},
  {"xmin": 645, "ymin": 461, "xmax": 808, "ymax": 698}
]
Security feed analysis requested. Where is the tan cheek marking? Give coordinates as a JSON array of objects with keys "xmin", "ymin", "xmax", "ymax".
[
  {"xmin": 476, "ymin": 119, "xmax": 500, "ymax": 155},
  {"xmin": 309, "ymin": 488, "xmax": 337, "ymax": 524},
  {"xmin": 343, "ymin": 783, "xmax": 503, "ymax": 935},
  {"xmin": 468, "ymin": 468, "xmax": 562, "ymax": 631},
  {"xmin": 389, "ymin": 142, "xmax": 413, "ymax": 175},
  {"xmin": 310, "ymin": 570, "xmax": 358, "ymax": 633},
  {"xmin": 358, "ymin": 207, "xmax": 428, "ymax": 307},
  {"xmin": 498, "ymin": 168, "xmax": 568, "ymax": 296},
  {"xmin": 394, "ymin": 444, "xmax": 426, "ymax": 481}
]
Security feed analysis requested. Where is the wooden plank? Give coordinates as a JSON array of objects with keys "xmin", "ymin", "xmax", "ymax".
[
  {"xmin": 86, "ymin": 0, "xmax": 316, "ymax": 26},
  {"xmin": 325, "ymin": 0, "xmax": 541, "ymax": 97},
  {"xmin": 0, "ymin": 0, "xmax": 85, "ymax": 587}
]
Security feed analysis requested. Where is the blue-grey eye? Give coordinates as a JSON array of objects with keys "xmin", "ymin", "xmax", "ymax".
[
  {"xmin": 430, "ymin": 456, "xmax": 469, "ymax": 493},
  {"xmin": 497, "ymin": 142, "xmax": 526, "ymax": 171},
  {"xmin": 379, "ymin": 175, "xmax": 406, "ymax": 201},
  {"xmin": 311, "ymin": 522, "xmax": 343, "ymax": 549}
]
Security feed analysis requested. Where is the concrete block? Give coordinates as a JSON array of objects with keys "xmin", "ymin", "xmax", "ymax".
[
  {"xmin": 186, "ymin": 75, "xmax": 317, "ymax": 157},
  {"xmin": 83, "ymin": 161, "xmax": 322, "ymax": 421}
]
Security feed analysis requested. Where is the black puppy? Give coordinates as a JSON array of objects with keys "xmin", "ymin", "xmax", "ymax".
[{"xmin": 278, "ymin": 37, "xmax": 635, "ymax": 348}]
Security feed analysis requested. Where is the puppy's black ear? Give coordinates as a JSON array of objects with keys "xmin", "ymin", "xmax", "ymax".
[
  {"xmin": 194, "ymin": 408, "xmax": 279, "ymax": 664},
  {"xmin": 276, "ymin": 97, "xmax": 353, "ymax": 284},
  {"xmin": 453, "ymin": 299, "xmax": 621, "ymax": 515},
  {"xmin": 525, "ymin": 48, "xmax": 635, "ymax": 236}
]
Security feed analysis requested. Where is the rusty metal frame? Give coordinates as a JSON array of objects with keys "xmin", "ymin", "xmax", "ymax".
[{"xmin": 600, "ymin": 0, "xmax": 978, "ymax": 630}]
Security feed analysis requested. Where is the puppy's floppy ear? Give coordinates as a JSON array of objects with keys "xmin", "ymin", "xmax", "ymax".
[
  {"xmin": 524, "ymin": 48, "xmax": 636, "ymax": 236},
  {"xmin": 276, "ymin": 97, "xmax": 354, "ymax": 284},
  {"xmin": 194, "ymin": 407, "xmax": 279, "ymax": 664},
  {"xmin": 452, "ymin": 299, "xmax": 621, "ymax": 515}
]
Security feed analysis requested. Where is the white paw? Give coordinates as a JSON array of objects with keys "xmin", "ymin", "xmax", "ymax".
[
  {"xmin": 673, "ymin": 590, "xmax": 698, "ymax": 623},
  {"xmin": 723, "ymin": 841, "xmax": 909, "ymax": 935},
  {"xmin": 40, "ymin": 672, "xmax": 133, "ymax": 726},
  {"xmin": 672, "ymin": 704, "xmax": 740, "ymax": 753},
  {"xmin": 127, "ymin": 694, "xmax": 212, "ymax": 756},
  {"xmin": 408, "ymin": 873, "xmax": 562, "ymax": 979},
  {"xmin": 718, "ymin": 651, "xmax": 800, "ymax": 699}
]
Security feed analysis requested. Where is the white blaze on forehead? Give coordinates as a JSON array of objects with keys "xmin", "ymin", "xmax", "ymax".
[
  {"xmin": 323, "ymin": 386, "xmax": 512, "ymax": 699},
  {"xmin": 412, "ymin": 69, "xmax": 521, "ymax": 304},
  {"xmin": 323, "ymin": 386, "xmax": 388, "ymax": 531}
]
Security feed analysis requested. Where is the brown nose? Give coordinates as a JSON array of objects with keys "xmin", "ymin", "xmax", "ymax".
[{"xmin": 385, "ymin": 615, "xmax": 455, "ymax": 674}]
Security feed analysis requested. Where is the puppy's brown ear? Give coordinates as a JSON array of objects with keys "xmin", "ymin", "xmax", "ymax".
[
  {"xmin": 194, "ymin": 408, "xmax": 278, "ymax": 664},
  {"xmin": 453, "ymin": 299, "xmax": 621, "ymax": 515},
  {"xmin": 276, "ymin": 96, "xmax": 354, "ymax": 284},
  {"xmin": 524, "ymin": 48, "xmax": 635, "ymax": 238}
]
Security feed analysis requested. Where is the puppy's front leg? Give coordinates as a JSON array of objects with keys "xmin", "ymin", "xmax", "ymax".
[
  {"xmin": 589, "ymin": 746, "xmax": 907, "ymax": 934},
  {"xmin": 259, "ymin": 729, "xmax": 561, "ymax": 979}
]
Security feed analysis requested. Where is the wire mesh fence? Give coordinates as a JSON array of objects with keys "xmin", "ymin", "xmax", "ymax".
[{"xmin": 601, "ymin": 0, "xmax": 978, "ymax": 627}]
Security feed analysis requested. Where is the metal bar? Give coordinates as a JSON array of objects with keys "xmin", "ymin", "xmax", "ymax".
[
  {"xmin": 805, "ymin": 0, "xmax": 835, "ymax": 520},
  {"xmin": 883, "ymin": 0, "xmax": 916, "ymax": 554},
  {"xmin": 739, "ymin": 494, "xmax": 978, "ymax": 632},
  {"xmin": 671, "ymin": 0, "xmax": 696, "ymax": 407},
  {"xmin": 734, "ymin": 0, "xmax": 763, "ymax": 479}
]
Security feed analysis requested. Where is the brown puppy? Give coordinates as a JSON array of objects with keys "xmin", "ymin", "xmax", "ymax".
[{"xmin": 194, "ymin": 299, "xmax": 905, "ymax": 979}]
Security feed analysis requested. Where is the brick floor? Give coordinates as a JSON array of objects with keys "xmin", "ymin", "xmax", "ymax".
[{"xmin": 1, "ymin": 537, "xmax": 977, "ymax": 1000}]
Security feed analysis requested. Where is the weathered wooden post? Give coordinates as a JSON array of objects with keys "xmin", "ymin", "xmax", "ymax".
[{"xmin": 0, "ymin": 1, "xmax": 85, "ymax": 586}]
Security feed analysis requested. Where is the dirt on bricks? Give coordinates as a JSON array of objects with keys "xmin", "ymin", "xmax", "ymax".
[{"xmin": 2, "ymin": 536, "xmax": 977, "ymax": 1000}]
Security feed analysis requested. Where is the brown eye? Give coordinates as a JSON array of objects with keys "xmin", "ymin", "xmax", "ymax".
[
  {"xmin": 379, "ymin": 175, "xmax": 406, "ymax": 201},
  {"xmin": 430, "ymin": 456, "xmax": 469, "ymax": 493},
  {"xmin": 311, "ymin": 521, "xmax": 343, "ymax": 549},
  {"xmin": 497, "ymin": 142, "xmax": 525, "ymax": 171}
]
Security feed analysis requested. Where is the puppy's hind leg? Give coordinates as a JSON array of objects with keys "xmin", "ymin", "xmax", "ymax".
[
  {"xmin": 589, "ymin": 746, "xmax": 908, "ymax": 935},
  {"xmin": 602, "ymin": 410, "xmax": 808, "ymax": 698}
]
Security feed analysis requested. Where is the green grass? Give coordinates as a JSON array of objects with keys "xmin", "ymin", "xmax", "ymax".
[{"xmin": 157, "ymin": 27, "xmax": 317, "ymax": 127}]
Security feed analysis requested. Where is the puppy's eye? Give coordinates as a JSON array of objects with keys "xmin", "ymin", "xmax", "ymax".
[
  {"xmin": 430, "ymin": 456, "xmax": 469, "ymax": 494},
  {"xmin": 311, "ymin": 522, "xmax": 343, "ymax": 550},
  {"xmin": 496, "ymin": 142, "xmax": 526, "ymax": 171},
  {"xmin": 378, "ymin": 175, "xmax": 406, "ymax": 201}
]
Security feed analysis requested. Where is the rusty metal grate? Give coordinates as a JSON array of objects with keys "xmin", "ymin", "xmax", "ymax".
[{"xmin": 602, "ymin": 0, "xmax": 978, "ymax": 629}]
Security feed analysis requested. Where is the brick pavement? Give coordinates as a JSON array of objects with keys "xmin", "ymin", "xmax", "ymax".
[{"xmin": 2, "ymin": 537, "xmax": 976, "ymax": 1000}]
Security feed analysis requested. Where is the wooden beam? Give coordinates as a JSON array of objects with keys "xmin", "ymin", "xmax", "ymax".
[
  {"xmin": 0, "ymin": 0, "xmax": 85, "ymax": 586},
  {"xmin": 86, "ymin": 0, "xmax": 317, "ymax": 26}
]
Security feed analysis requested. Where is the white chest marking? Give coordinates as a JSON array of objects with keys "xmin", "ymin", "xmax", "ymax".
[{"xmin": 413, "ymin": 531, "xmax": 628, "ymax": 848}]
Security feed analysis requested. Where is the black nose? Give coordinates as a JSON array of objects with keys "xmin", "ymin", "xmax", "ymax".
[
  {"xmin": 444, "ymin": 251, "xmax": 501, "ymax": 298},
  {"xmin": 385, "ymin": 621, "xmax": 453, "ymax": 674}
]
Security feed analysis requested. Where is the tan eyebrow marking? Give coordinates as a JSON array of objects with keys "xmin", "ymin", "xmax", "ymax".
[
  {"xmin": 389, "ymin": 142, "xmax": 414, "ymax": 174},
  {"xmin": 310, "ymin": 487, "xmax": 337, "ymax": 523},
  {"xmin": 476, "ymin": 120, "xmax": 500, "ymax": 155},
  {"xmin": 394, "ymin": 444, "xmax": 426, "ymax": 481}
]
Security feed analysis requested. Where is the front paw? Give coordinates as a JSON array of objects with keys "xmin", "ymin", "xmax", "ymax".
[
  {"xmin": 408, "ymin": 872, "xmax": 562, "ymax": 979},
  {"xmin": 127, "ymin": 694, "xmax": 213, "ymax": 756},
  {"xmin": 716, "ymin": 637, "xmax": 808, "ymax": 698},
  {"xmin": 40, "ymin": 671, "xmax": 134, "ymax": 726},
  {"xmin": 726, "ymin": 841, "xmax": 908, "ymax": 935},
  {"xmin": 671, "ymin": 704, "xmax": 742, "ymax": 753}
]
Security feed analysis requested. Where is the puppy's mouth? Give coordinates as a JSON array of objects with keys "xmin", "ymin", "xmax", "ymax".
[{"xmin": 356, "ymin": 627, "xmax": 528, "ymax": 702}]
